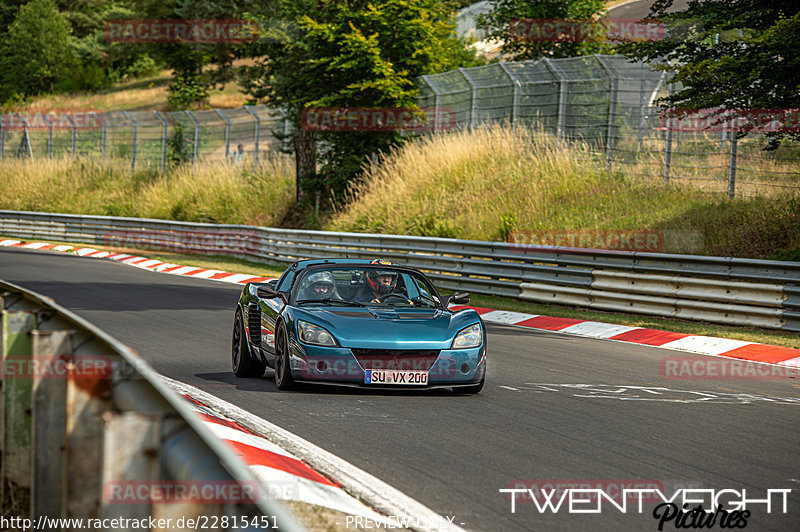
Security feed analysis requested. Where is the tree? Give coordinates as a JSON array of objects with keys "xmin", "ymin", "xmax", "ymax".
[
  {"xmin": 620, "ymin": 0, "xmax": 800, "ymax": 142},
  {"xmin": 478, "ymin": 0, "xmax": 609, "ymax": 61},
  {"xmin": 239, "ymin": 0, "xmax": 482, "ymax": 201},
  {"xmin": 0, "ymin": 0, "xmax": 79, "ymax": 101}
]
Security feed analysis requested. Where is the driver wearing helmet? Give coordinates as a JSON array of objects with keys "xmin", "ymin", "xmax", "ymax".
[
  {"xmin": 354, "ymin": 269, "xmax": 407, "ymax": 304},
  {"xmin": 301, "ymin": 271, "xmax": 340, "ymax": 300}
]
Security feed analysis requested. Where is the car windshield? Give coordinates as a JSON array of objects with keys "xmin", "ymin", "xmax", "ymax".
[{"xmin": 294, "ymin": 266, "xmax": 441, "ymax": 308}]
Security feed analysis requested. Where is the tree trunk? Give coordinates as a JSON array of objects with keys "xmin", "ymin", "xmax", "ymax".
[{"xmin": 294, "ymin": 127, "xmax": 316, "ymax": 202}]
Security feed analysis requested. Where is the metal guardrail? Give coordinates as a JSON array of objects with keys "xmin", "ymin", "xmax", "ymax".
[
  {"xmin": 0, "ymin": 277, "xmax": 303, "ymax": 530},
  {"xmin": 0, "ymin": 210, "xmax": 798, "ymax": 332}
]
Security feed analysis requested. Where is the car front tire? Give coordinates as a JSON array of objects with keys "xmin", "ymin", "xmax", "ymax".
[
  {"xmin": 232, "ymin": 309, "xmax": 266, "ymax": 378},
  {"xmin": 274, "ymin": 322, "xmax": 295, "ymax": 390}
]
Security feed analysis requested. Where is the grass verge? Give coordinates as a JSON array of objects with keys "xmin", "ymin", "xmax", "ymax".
[
  {"xmin": 5, "ymin": 237, "xmax": 796, "ymax": 349},
  {"xmin": 326, "ymin": 126, "xmax": 800, "ymax": 259},
  {"xmin": 0, "ymin": 156, "xmax": 295, "ymax": 227}
]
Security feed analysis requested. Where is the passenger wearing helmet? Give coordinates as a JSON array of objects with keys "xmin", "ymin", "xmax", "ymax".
[
  {"xmin": 354, "ymin": 269, "xmax": 408, "ymax": 304},
  {"xmin": 300, "ymin": 271, "xmax": 340, "ymax": 300}
]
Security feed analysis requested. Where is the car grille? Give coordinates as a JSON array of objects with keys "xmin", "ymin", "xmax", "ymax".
[{"xmin": 350, "ymin": 349, "xmax": 440, "ymax": 371}]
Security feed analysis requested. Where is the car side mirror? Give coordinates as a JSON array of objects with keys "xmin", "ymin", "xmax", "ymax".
[
  {"xmin": 447, "ymin": 291, "xmax": 470, "ymax": 306},
  {"xmin": 257, "ymin": 286, "xmax": 280, "ymax": 299}
]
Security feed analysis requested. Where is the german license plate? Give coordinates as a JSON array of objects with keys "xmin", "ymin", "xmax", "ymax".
[{"xmin": 364, "ymin": 369, "xmax": 428, "ymax": 385}]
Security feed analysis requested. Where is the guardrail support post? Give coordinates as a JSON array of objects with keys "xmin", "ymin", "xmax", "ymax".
[
  {"xmin": 1, "ymin": 309, "xmax": 35, "ymax": 488},
  {"xmin": 31, "ymin": 330, "xmax": 70, "ymax": 520}
]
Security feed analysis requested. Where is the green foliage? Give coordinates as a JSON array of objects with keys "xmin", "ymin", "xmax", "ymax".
[
  {"xmin": 0, "ymin": 0, "xmax": 79, "ymax": 101},
  {"xmin": 239, "ymin": 0, "xmax": 483, "ymax": 198},
  {"xmin": 167, "ymin": 123, "xmax": 193, "ymax": 165},
  {"xmin": 620, "ymin": 1, "xmax": 800, "ymax": 144},
  {"xmin": 499, "ymin": 212, "xmax": 517, "ymax": 242},
  {"xmin": 478, "ymin": 0, "xmax": 609, "ymax": 60},
  {"xmin": 167, "ymin": 74, "xmax": 210, "ymax": 110}
]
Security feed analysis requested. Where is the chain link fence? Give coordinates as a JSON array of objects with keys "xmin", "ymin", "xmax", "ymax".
[
  {"xmin": 418, "ymin": 54, "xmax": 800, "ymax": 198},
  {"xmin": 2, "ymin": 54, "xmax": 798, "ymax": 197},
  {"xmin": 0, "ymin": 105, "xmax": 291, "ymax": 171}
]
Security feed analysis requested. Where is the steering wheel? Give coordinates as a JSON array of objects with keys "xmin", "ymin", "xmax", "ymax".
[{"xmin": 378, "ymin": 293, "xmax": 411, "ymax": 304}]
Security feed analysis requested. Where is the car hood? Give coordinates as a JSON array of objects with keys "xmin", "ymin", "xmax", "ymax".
[{"xmin": 291, "ymin": 306, "xmax": 480, "ymax": 350}]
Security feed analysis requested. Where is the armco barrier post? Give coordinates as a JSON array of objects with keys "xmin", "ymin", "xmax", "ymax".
[
  {"xmin": 1, "ymin": 309, "xmax": 35, "ymax": 488},
  {"xmin": 31, "ymin": 330, "xmax": 70, "ymax": 519}
]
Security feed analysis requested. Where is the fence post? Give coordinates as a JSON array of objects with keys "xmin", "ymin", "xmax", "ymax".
[
  {"xmin": 122, "ymin": 111, "xmax": 137, "ymax": 173},
  {"xmin": 458, "ymin": 67, "xmax": 478, "ymax": 128},
  {"xmin": 727, "ymin": 135, "xmax": 738, "ymax": 198},
  {"xmin": 153, "ymin": 111, "xmax": 168, "ymax": 174},
  {"xmin": 185, "ymin": 110, "xmax": 200, "ymax": 164},
  {"xmin": 66, "ymin": 114, "xmax": 77, "ymax": 158},
  {"xmin": 637, "ymin": 65, "xmax": 647, "ymax": 151},
  {"xmin": 543, "ymin": 59, "xmax": 567, "ymax": 141},
  {"xmin": 0, "ymin": 118, "xmax": 4, "ymax": 160},
  {"xmin": 94, "ymin": 112, "xmax": 105, "ymax": 162},
  {"xmin": 42, "ymin": 114, "xmax": 53, "ymax": 159},
  {"xmin": 498, "ymin": 62, "xmax": 521, "ymax": 126},
  {"xmin": 216, "ymin": 109, "xmax": 231, "ymax": 159},
  {"xmin": 597, "ymin": 56, "xmax": 619, "ymax": 171},
  {"xmin": 244, "ymin": 105, "xmax": 260, "ymax": 168},
  {"xmin": 12, "ymin": 114, "xmax": 32, "ymax": 160},
  {"xmin": 420, "ymin": 75, "xmax": 443, "ymax": 133},
  {"xmin": 663, "ymin": 116, "xmax": 673, "ymax": 186}
]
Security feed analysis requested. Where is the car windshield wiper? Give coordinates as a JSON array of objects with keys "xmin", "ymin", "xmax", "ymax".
[{"xmin": 296, "ymin": 298, "xmax": 365, "ymax": 306}]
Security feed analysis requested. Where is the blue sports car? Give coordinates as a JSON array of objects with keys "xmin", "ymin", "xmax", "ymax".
[{"xmin": 231, "ymin": 258, "xmax": 486, "ymax": 393}]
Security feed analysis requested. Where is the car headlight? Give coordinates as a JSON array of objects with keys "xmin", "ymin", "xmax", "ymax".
[
  {"xmin": 452, "ymin": 323, "xmax": 482, "ymax": 349},
  {"xmin": 297, "ymin": 320, "xmax": 338, "ymax": 347}
]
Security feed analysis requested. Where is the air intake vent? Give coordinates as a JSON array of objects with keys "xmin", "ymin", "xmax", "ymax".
[
  {"xmin": 247, "ymin": 304, "xmax": 261, "ymax": 346},
  {"xmin": 350, "ymin": 349, "xmax": 440, "ymax": 371}
]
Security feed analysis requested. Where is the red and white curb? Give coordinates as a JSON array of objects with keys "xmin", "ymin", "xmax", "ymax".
[
  {"xmin": 451, "ymin": 306, "xmax": 800, "ymax": 368},
  {"xmin": 164, "ymin": 377, "xmax": 465, "ymax": 532},
  {"xmin": 0, "ymin": 239, "xmax": 274, "ymax": 285}
]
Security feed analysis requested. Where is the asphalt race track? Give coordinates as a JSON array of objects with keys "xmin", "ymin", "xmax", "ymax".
[{"xmin": 2, "ymin": 247, "xmax": 798, "ymax": 531}]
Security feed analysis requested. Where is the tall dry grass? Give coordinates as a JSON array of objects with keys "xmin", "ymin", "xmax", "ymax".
[
  {"xmin": 327, "ymin": 125, "xmax": 800, "ymax": 259},
  {"xmin": 0, "ymin": 156, "xmax": 294, "ymax": 227}
]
